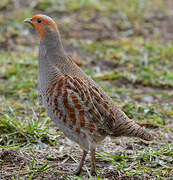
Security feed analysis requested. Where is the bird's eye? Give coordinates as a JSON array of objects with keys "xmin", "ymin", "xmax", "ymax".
[{"xmin": 37, "ymin": 19, "xmax": 42, "ymax": 23}]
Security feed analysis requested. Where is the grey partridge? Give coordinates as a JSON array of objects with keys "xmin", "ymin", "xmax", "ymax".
[{"xmin": 24, "ymin": 14, "xmax": 154, "ymax": 175}]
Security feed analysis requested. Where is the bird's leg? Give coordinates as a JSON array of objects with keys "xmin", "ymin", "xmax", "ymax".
[
  {"xmin": 74, "ymin": 150, "xmax": 87, "ymax": 175},
  {"xmin": 90, "ymin": 149, "xmax": 96, "ymax": 175}
]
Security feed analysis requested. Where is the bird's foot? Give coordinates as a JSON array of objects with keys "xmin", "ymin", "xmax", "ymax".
[
  {"xmin": 73, "ymin": 167, "xmax": 96, "ymax": 176},
  {"xmin": 90, "ymin": 166, "xmax": 97, "ymax": 176},
  {"xmin": 73, "ymin": 167, "xmax": 83, "ymax": 175},
  {"xmin": 73, "ymin": 150, "xmax": 87, "ymax": 175}
]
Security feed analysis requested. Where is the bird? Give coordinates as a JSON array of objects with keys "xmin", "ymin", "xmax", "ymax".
[{"xmin": 24, "ymin": 14, "xmax": 154, "ymax": 175}]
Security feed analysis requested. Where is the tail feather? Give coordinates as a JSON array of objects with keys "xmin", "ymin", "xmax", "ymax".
[
  {"xmin": 111, "ymin": 111, "xmax": 154, "ymax": 141},
  {"xmin": 129, "ymin": 123, "xmax": 154, "ymax": 141}
]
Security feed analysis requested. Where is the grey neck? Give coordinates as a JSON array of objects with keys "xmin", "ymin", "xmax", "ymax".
[
  {"xmin": 38, "ymin": 27, "xmax": 66, "ymax": 93},
  {"xmin": 39, "ymin": 26, "xmax": 66, "ymax": 59}
]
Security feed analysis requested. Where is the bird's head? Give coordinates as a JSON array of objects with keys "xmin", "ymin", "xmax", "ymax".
[{"xmin": 24, "ymin": 14, "xmax": 57, "ymax": 40}]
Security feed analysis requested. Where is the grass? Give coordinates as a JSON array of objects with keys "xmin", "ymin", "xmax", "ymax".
[
  {"xmin": 98, "ymin": 144, "xmax": 173, "ymax": 178},
  {"xmin": 0, "ymin": 0, "xmax": 173, "ymax": 179}
]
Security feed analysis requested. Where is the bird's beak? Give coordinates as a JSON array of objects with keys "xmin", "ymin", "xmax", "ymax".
[{"xmin": 24, "ymin": 18, "xmax": 33, "ymax": 25}]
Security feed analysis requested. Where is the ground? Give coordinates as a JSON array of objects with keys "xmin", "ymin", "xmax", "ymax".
[{"xmin": 0, "ymin": 0, "xmax": 173, "ymax": 179}]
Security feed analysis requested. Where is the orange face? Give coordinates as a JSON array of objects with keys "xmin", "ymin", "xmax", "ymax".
[{"xmin": 24, "ymin": 15, "xmax": 57, "ymax": 40}]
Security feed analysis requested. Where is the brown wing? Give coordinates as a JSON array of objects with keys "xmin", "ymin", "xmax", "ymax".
[
  {"xmin": 58, "ymin": 75, "xmax": 119, "ymax": 136},
  {"xmin": 46, "ymin": 74, "xmax": 153, "ymax": 141},
  {"xmin": 64, "ymin": 75, "xmax": 153, "ymax": 141}
]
